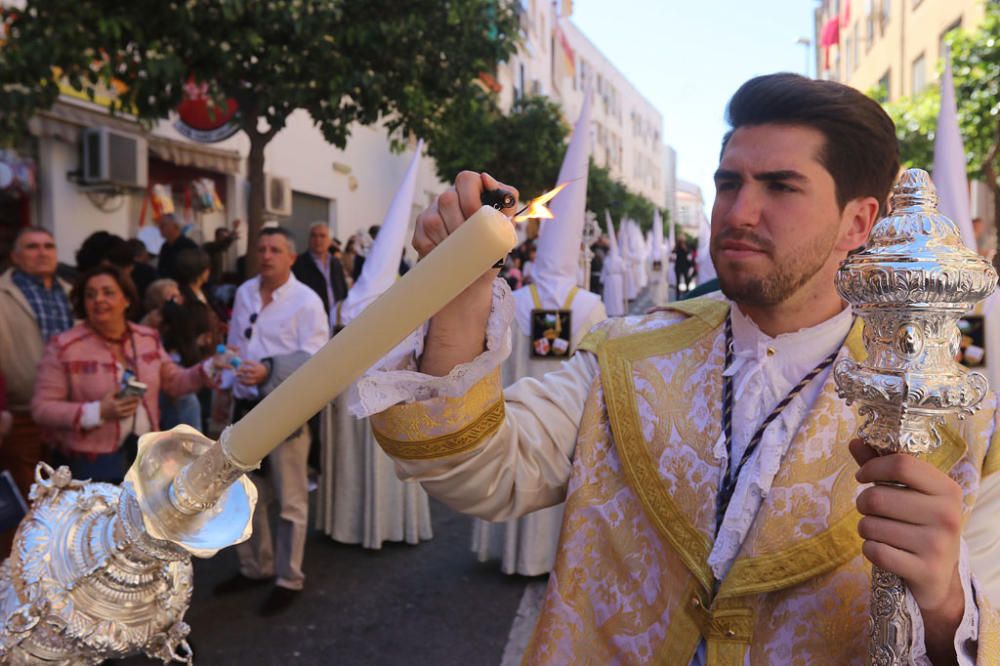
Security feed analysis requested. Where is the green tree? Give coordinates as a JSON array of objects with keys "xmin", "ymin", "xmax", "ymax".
[
  {"xmin": 0, "ymin": 0, "xmax": 519, "ymax": 271},
  {"xmin": 951, "ymin": 4, "xmax": 1000, "ymax": 265},
  {"xmin": 882, "ymin": 85, "xmax": 939, "ymax": 171},
  {"xmin": 585, "ymin": 159, "xmax": 663, "ymax": 231},
  {"xmin": 427, "ymin": 87, "xmax": 568, "ymax": 200}
]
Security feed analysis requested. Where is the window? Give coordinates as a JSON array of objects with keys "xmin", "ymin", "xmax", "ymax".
[
  {"xmin": 876, "ymin": 69, "xmax": 891, "ymax": 102},
  {"xmin": 911, "ymin": 53, "xmax": 927, "ymax": 95},
  {"xmin": 880, "ymin": 0, "xmax": 890, "ymax": 35}
]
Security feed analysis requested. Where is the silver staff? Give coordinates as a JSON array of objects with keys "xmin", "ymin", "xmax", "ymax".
[
  {"xmin": 0, "ymin": 425, "xmax": 257, "ymax": 664},
  {"xmin": 834, "ymin": 168, "xmax": 997, "ymax": 665},
  {"xmin": 581, "ymin": 212, "xmax": 601, "ymax": 292}
]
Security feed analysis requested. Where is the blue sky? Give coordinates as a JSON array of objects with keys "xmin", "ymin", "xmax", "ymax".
[{"xmin": 571, "ymin": 0, "xmax": 819, "ymax": 215}]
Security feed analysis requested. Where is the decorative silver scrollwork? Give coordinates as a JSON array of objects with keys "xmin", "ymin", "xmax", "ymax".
[{"xmin": 834, "ymin": 169, "xmax": 997, "ymax": 664}]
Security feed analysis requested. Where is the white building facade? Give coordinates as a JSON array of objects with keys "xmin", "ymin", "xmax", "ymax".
[
  {"xmin": 675, "ymin": 179, "xmax": 707, "ymax": 240},
  {"xmin": 494, "ymin": 0, "xmax": 667, "ymax": 210}
]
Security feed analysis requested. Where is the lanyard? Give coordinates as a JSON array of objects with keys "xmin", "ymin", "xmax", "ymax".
[
  {"xmin": 529, "ymin": 284, "xmax": 579, "ymax": 310},
  {"xmin": 715, "ymin": 315, "xmax": 840, "ymax": 536}
]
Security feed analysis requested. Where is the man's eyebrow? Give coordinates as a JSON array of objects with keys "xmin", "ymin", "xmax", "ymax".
[
  {"xmin": 713, "ymin": 169, "xmax": 809, "ymax": 183},
  {"xmin": 753, "ymin": 170, "xmax": 808, "ymax": 183}
]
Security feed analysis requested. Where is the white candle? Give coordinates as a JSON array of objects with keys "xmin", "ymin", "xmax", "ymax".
[{"xmin": 226, "ymin": 205, "xmax": 516, "ymax": 467}]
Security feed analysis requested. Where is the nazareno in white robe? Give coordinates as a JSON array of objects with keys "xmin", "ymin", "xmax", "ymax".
[{"xmin": 470, "ymin": 287, "xmax": 607, "ymax": 575}]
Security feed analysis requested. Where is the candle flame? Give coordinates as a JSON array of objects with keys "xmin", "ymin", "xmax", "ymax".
[{"xmin": 513, "ymin": 182, "xmax": 569, "ymax": 222}]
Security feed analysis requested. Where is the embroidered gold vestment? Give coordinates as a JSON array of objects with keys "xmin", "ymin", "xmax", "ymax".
[{"xmin": 374, "ymin": 298, "xmax": 1000, "ymax": 664}]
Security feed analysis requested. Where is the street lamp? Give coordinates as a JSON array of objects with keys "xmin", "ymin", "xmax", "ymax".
[{"xmin": 796, "ymin": 37, "xmax": 812, "ymax": 78}]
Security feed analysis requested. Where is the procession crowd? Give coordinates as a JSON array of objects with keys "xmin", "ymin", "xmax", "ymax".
[{"xmin": 0, "ymin": 203, "xmax": 687, "ymax": 617}]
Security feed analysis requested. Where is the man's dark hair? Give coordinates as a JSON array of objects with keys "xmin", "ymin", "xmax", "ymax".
[
  {"xmin": 722, "ymin": 73, "xmax": 900, "ymax": 217},
  {"xmin": 75, "ymin": 231, "xmax": 133, "ymax": 272},
  {"xmin": 126, "ymin": 238, "xmax": 149, "ymax": 260},
  {"xmin": 259, "ymin": 226, "xmax": 296, "ymax": 254},
  {"xmin": 71, "ymin": 265, "xmax": 139, "ymax": 320}
]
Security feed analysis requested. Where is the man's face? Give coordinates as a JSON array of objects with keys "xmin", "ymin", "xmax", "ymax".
[
  {"xmin": 309, "ymin": 226, "xmax": 330, "ymax": 256},
  {"xmin": 158, "ymin": 217, "xmax": 180, "ymax": 241},
  {"xmin": 710, "ymin": 124, "xmax": 852, "ymax": 308},
  {"xmin": 257, "ymin": 234, "xmax": 295, "ymax": 282},
  {"xmin": 12, "ymin": 231, "xmax": 58, "ymax": 279}
]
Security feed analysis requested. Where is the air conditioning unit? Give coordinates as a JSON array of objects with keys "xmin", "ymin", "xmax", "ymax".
[
  {"xmin": 80, "ymin": 127, "xmax": 148, "ymax": 189},
  {"xmin": 264, "ymin": 174, "xmax": 293, "ymax": 217}
]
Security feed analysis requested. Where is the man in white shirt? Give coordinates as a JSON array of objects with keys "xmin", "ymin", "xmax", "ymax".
[
  {"xmin": 355, "ymin": 74, "xmax": 1000, "ymax": 663},
  {"xmin": 215, "ymin": 227, "xmax": 329, "ymax": 616}
]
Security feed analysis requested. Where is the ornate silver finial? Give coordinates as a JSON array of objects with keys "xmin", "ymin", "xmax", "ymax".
[
  {"xmin": 890, "ymin": 168, "xmax": 939, "ymax": 211},
  {"xmin": 836, "ymin": 168, "xmax": 997, "ymax": 456},
  {"xmin": 834, "ymin": 168, "xmax": 998, "ymax": 665}
]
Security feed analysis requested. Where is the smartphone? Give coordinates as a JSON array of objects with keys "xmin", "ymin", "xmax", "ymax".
[{"xmin": 118, "ymin": 377, "xmax": 148, "ymax": 399}]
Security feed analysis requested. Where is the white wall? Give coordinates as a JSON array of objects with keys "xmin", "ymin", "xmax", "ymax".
[
  {"xmin": 149, "ymin": 111, "xmax": 447, "ymax": 261},
  {"xmin": 38, "ymin": 137, "xmax": 138, "ymax": 265}
]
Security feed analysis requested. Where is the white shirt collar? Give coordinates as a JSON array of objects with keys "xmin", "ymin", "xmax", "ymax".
[
  {"xmin": 254, "ymin": 273, "xmax": 298, "ymax": 302},
  {"xmin": 731, "ymin": 303, "xmax": 854, "ymax": 365}
]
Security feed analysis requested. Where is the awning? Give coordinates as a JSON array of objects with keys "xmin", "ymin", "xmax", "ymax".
[
  {"xmin": 146, "ymin": 136, "xmax": 242, "ymax": 174},
  {"xmin": 28, "ymin": 99, "xmax": 243, "ymax": 175}
]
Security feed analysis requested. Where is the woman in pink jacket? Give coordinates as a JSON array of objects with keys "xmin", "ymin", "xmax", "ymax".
[{"xmin": 32, "ymin": 266, "xmax": 216, "ymax": 483}]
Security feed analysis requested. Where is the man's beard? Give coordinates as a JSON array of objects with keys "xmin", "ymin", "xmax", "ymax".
[{"xmin": 711, "ymin": 228, "xmax": 837, "ymax": 307}]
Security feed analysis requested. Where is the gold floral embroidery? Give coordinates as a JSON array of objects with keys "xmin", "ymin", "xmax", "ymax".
[
  {"xmin": 373, "ymin": 399, "xmax": 504, "ymax": 460},
  {"xmin": 599, "ymin": 304, "xmax": 728, "ymax": 593},
  {"xmin": 370, "ymin": 368, "xmax": 502, "ymax": 443},
  {"xmin": 523, "ymin": 305, "xmax": 1000, "ymax": 664},
  {"xmin": 720, "ymin": 510, "xmax": 862, "ymax": 598}
]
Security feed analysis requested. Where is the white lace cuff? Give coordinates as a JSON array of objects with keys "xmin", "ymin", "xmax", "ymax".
[
  {"xmin": 350, "ymin": 278, "xmax": 515, "ymax": 417},
  {"xmin": 80, "ymin": 401, "xmax": 102, "ymax": 430},
  {"xmin": 907, "ymin": 538, "xmax": 978, "ymax": 665}
]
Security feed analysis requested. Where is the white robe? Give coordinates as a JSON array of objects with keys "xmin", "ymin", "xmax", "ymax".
[
  {"xmin": 470, "ymin": 296, "xmax": 607, "ymax": 575},
  {"xmin": 316, "ymin": 394, "xmax": 433, "ymax": 549}
]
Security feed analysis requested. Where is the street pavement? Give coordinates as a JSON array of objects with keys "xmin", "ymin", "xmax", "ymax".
[
  {"xmin": 116, "ymin": 287, "xmax": 657, "ymax": 666},
  {"xmin": 119, "ymin": 498, "xmax": 532, "ymax": 665}
]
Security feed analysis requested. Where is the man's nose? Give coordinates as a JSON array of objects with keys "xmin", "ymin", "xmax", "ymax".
[{"xmin": 723, "ymin": 185, "xmax": 763, "ymax": 228}]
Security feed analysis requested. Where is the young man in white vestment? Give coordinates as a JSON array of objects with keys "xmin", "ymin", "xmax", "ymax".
[{"xmin": 353, "ymin": 74, "xmax": 1000, "ymax": 663}]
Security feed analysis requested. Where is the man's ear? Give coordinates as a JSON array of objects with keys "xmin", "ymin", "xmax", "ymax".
[{"xmin": 836, "ymin": 196, "xmax": 880, "ymax": 252}]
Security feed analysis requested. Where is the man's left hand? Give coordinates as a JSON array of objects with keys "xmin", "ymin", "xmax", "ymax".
[
  {"xmin": 236, "ymin": 360, "xmax": 269, "ymax": 387},
  {"xmin": 851, "ymin": 438, "xmax": 965, "ymax": 661}
]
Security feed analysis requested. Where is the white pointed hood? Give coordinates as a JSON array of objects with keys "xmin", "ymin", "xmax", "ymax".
[
  {"xmin": 529, "ymin": 93, "xmax": 591, "ymax": 305},
  {"xmin": 933, "ymin": 48, "xmax": 976, "ymax": 249},
  {"xmin": 696, "ymin": 208, "xmax": 716, "ymax": 283},
  {"xmin": 514, "ymin": 95, "xmax": 599, "ymax": 336},
  {"xmin": 605, "ymin": 210, "xmax": 621, "ymax": 258},
  {"xmin": 338, "ymin": 139, "xmax": 424, "ymax": 325},
  {"xmin": 651, "ymin": 210, "xmax": 665, "ymax": 263},
  {"xmin": 602, "ymin": 211, "xmax": 626, "ymax": 316}
]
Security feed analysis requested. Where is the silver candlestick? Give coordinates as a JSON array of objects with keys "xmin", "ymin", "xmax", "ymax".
[
  {"xmin": 834, "ymin": 169, "xmax": 997, "ymax": 665},
  {"xmin": 0, "ymin": 425, "xmax": 257, "ymax": 664}
]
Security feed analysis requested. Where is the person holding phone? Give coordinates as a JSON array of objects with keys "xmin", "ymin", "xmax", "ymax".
[{"xmin": 31, "ymin": 266, "xmax": 220, "ymax": 483}]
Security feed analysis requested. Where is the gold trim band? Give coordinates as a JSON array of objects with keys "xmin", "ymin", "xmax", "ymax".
[{"xmin": 374, "ymin": 399, "xmax": 505, "ymax": 461}]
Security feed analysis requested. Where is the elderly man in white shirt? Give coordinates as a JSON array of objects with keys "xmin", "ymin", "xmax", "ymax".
[{"xmin": 215, "ymin": 227, "xmax": 329, "ymax": 616}]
